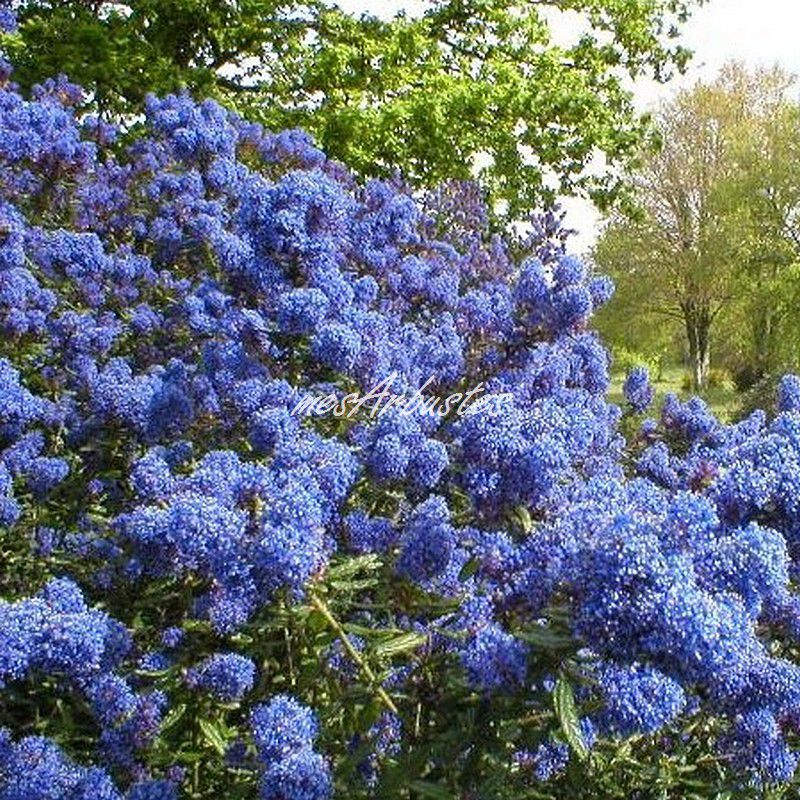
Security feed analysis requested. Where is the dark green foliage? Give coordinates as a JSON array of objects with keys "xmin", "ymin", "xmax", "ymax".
[{"xmin": 4, "ymin": 0, "xmax": 703, "ymax": 220}]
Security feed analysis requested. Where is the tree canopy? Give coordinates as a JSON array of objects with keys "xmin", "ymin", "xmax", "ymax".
[
  {"xmin": 2, "ymin": 0, "xmax": 703, "ymax": 220},
  {"xmin": 595, "ymin": 64, "xmax": 800, "ymax": 391}
]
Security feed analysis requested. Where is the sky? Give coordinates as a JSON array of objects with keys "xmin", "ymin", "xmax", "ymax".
[
  {"xmin": 338, "ymin": 0, "xmax": 800, "ymax": 252},
  {"xmin": 631, "ymin": 0, "xmax": 800, "ymax": 107}
]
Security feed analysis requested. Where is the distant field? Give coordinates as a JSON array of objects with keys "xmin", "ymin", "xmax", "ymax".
[{"xmin": 608, "ymin": 363, "xmax": 740, "ymax": 422}]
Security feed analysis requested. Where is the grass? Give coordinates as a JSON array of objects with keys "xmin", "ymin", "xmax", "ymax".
[{"xmin": 608, "ymin": 363, "xmax": 740, "ymax": 422}]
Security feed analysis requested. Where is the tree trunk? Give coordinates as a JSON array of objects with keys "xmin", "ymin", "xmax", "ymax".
[
  {"xmin": 750, "ymin": 265, "xmax": 782, "ymax": 379},
  {"xmin": 685, "ymin": 303, "xmax": 711, "ymax": 392},
  {"xmin": 752, "ymin": 306, "xmax": 774, "ymax": 380}
]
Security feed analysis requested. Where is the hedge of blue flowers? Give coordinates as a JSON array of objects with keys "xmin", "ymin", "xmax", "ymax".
[{"xmin": 4, "ymin": 7, "xmax": 800, "ymax": 796}]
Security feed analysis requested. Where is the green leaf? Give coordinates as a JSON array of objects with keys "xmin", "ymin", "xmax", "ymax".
[
  {"xmin": 516, "ymin": 626, "xmax": 575, "ymax": 652},
  {"xmin": 329, "ymin": 576, "xmax": 380, "ymax": 592},
  {"xmin": 342, "ymin": 622, "xmax": 405, "ymax": 638},
  {"xmin": 160, "ymin": 703, "xmax": 187, "ymax": 732},
  {"xmin": 553, "ymin": 675, "xmax": 589, "ymax": 761},
  {"xmin": 198, "ymin": 718, "xmax": 228, "ymax": 756},
  {"xmin": 512, "ymin": 505, "xmax": 534, "ymax": 534},
  {"xmin": 373, "ymin": 631, "xmax": 427, "ymax": 657},
  {"xmin": 325, "ymin": 554, "xmax": 382, "ymax": 581},
  {"xmin": 457, "ymin": 557, "xmax": 479, "ymax": 582}
]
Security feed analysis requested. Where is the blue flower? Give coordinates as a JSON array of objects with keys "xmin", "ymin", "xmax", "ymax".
[
  {"xmin": 623, "ymin": 366, "xmax": 654, "ymax": 413},
  {"xmin": 259, "ymin": 750, "xmax": 332, "ymax": 800},
  {"xmin": 311, "ymin": 323, "xmax": 361, "ymax": 373},
  {"xmin": 251, "ymin": 695, "xmax": 319, "ymax": 762},
  {"xmin": 593, "ymin": 661, "xmax": 686, "ymax": 735},
  {"xmin": 459, "ymin": 623, "xmax": 528, "ymax": 691},
  {"xmin": 396, "ymin": 497, "xmax": 455, "ymax": 584},
  {"xmin": 187, "ymin": 652, "xmax": 256, "ymax": 702}
]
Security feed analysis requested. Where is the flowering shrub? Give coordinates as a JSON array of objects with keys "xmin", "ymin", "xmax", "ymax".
[{"xmin": 4, "ymin": 9, "xmax": 800, "ymax": 797}]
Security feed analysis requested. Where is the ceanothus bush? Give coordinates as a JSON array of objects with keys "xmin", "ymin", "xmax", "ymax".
[{"xmin": 4, "ymin": 10, "xmax": 800, "ymax": 795}]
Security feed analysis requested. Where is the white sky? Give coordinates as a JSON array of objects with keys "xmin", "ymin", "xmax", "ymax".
[
  {"xmin": 338, "ymin": 0, "xmax": 800, "ymax": 252},
  {"xmin": 633, "ymin": 0, "xmax": 800, "ymax": 108}
]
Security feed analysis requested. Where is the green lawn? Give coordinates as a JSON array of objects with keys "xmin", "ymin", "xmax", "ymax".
[{"xmin": 609, "ymin": 363, "xmax": 740, "ymax": 422}]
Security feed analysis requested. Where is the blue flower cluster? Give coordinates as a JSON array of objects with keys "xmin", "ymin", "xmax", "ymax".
[
  {"xmin": 0, "ymin": 581, "xmax": 176, "ymax": 795},
  {"xmin": 186, "ymin": 652, "xmax": 257, "ymax": 702},
  {"xmin": 0, "ymin": 357, "xmax": 66, "ymax": 524},
  {"xmin": 0, "ymin": 732, "xmax": 121, "ymax": 800},
  {"xmin": 115, "ymin": 444, "xmax": 355, "ymax": 632},
  {"xmin": 622, "ymin": 366, "xmax": 654, "ymax": 413},
  {"xmin": 250, "ymin": 696, "xmax": 332, "ymax": 800}
]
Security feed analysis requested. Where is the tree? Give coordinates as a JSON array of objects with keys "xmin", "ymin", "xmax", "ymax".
[
  {"xmin": 1, "ymin": 0, "xmax": 703, "ymax": 220},
  {"xmin": 717, "ymin": 90, "xmax": 800, "ymax": 382},
  {"xmin": 594, "ymin": 64, "xmax": 796, "ymax": 391}
]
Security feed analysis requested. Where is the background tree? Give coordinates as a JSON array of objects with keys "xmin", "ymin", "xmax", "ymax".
[
  {"xmin": 716, "ymin": 90, "xmax": 800, "ymax": 384},
  {"xmin": 594, "ymin": 64, "xmax": 797, "ymax": 391},
  {"xmin": 1, "ymin": 0, "xmax": 703, "ymax": 220}
]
